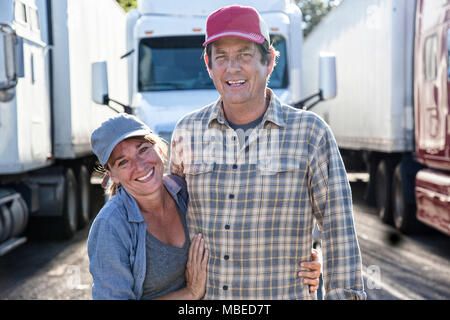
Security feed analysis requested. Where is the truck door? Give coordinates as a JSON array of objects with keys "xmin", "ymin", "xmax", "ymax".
[
  {"xmin": 416, "ymin": 21, "xmax": 450, "ymax": 171},
  {"xmin": 15, "ymin": 0, "xmax": 52, "ymax": 167}
]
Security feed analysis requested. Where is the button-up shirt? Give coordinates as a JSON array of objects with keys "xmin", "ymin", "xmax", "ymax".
[
  {"xmin": 87, "ymin": 174, "xmax": 188, "ymax": 300},
  {"xmin": 170, "ymin": 89, "xmax": 366, "ymax": 300}
]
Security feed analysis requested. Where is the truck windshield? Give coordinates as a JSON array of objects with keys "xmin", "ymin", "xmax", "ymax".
[{"xmin": 138, "ymin": 35, "xmax": 288, "ymax": 91}]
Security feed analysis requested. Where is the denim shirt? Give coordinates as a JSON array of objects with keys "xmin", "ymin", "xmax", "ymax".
[{"xmin": 87, "ymin": 174, "xmax": 188, "ymax": 300}]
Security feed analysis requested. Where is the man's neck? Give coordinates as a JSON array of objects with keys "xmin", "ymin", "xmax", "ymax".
[{"xmin": 222, "ymin": 92, "xmax": 270, "ymax": 125}]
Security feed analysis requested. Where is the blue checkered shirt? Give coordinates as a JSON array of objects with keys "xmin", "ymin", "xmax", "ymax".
[{"xmin": 170, "ymin": 89, "xmax": 366, "ymax": 300}]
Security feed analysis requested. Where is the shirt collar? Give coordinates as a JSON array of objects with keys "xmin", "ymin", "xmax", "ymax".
[
  {"xmin": 207, "ymin": 88, "xmax": 286, "ymax": 128},
  {"xmin": 117, "ymin": 176, "xmax": 182, "ymax": 223}
]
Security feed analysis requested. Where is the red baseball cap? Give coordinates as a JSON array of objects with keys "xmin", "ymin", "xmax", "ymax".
[{"xmin": 203, "ymin": 5, "xmax": 270, "ymax": 46}]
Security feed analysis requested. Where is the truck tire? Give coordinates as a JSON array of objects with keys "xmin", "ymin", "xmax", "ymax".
[
  {"xmin": 54, "ymin": 167, "xmax": 78, "ymax": 239},
  {"xmin": 0, "ymin": 190, "xmax": 29, "ymax": 243},
  {"xmin": 392, "ymin": 163, "xmax": 422, "ymax": 234},
  {"xmin": 75, "ymin": 165, "xmax": 90, "ymax": 229},
  {"xmin": 375, "ymin": 160, "xmax": 394, "ymax": 224},
  {"xmin": 0, "ymin": 205, "xmax": 12, "ymax": 243}
]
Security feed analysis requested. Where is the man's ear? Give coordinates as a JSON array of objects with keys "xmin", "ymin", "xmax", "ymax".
[
  {"xmin": 266, "ymin": 49, "xmax": 275, "ymax": 77},
  {"xmin": 204, "ymin": 54, "xmax": 213, "ymax": 78}
]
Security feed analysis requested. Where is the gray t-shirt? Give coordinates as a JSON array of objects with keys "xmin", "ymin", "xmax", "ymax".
[
  {"xmin": 140, "ymin": 201, "xmax": 190, "ymax": 300},
  {"xmin": 228, "ymin": 113, "xmax": 265, "ymax": 148}
]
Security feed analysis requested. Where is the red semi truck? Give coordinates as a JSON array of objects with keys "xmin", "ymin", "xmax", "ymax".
[
  {"xmin": 414, "ymin": 0, "xmax": 450, "ymax": 236},
  {"xmin": 302, "ymin": 0, "xmax": 450, "ymax": 235}
]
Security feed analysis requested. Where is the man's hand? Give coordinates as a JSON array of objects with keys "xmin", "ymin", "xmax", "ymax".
[{"xmin": 298, "ymin": 249, "xmax": 322, "ymax": 293}]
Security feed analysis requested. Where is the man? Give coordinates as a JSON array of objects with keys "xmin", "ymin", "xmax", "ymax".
[{"xmin": 170, "ymin": 5, "xmax": 366, "ymax": 300}]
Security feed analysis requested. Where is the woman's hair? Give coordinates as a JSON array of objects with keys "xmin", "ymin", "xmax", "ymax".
[{"xmin": 95, "ymin": 133, "xmax": 169, "ymax": 197}]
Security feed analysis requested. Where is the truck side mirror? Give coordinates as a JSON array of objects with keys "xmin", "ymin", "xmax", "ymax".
[
  {"xmin": 319, "ymin": 53, "xmax": 337, "ymax": 100},
  {"xmin": 0, "ymin": 24, "xmax": 23, "ymax": 91},
  {"xmin": 91, "ymin": 61, "xmax": 109, "ymax": 105},
  {"xmin": 294, "ymin": 53, "xmax": 337, "ymax": 111}
]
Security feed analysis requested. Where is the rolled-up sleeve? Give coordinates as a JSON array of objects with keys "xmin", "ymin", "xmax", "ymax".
[
  {"xmin": 309, "ymin": 124, "xmax": 367, "ymax": 300},
  {"xmin": 87, "ymin": 217, "xmax": 136, "ymax": 300}
]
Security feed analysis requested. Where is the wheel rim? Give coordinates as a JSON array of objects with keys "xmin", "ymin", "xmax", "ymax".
[
  {"xmin": 393, "ymin": 176, "xmax": 404, "ymax": 230},
  {"xmin": 67, "ymin": 170, "xmax": 78, "ymax": 233},
  {"xmin": 79, "ymin": 166, "xmax": 90, "ymax": 223},
  {"xmin": 375, "ymin": 161, "xmax": 388, "ymax": 220}
]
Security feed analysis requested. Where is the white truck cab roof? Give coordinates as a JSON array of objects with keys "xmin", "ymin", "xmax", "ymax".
[{"xmin": 137, "ymin": 0, "xmax": 295, "ymax": 16}]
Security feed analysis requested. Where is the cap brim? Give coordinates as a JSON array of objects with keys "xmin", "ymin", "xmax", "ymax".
[
  {"xmin": 203, "ymin": 32, "xmax": 265, "ymax": 46},
  {"xmin": 102, "ymin": 128, "xmax": 151, "ymax": 166}
]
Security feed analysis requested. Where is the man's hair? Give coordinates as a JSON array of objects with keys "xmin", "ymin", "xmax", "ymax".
[{"xmin": 204, "ymin": 39, "xmax": 280, "ymax": 70}]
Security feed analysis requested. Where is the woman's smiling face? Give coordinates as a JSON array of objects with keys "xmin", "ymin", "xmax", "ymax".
[{"xmin": 107, "ymin": 137, "xmax": 165, "ymax": 198}]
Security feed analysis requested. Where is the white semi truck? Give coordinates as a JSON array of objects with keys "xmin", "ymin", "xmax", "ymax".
[
  {"xmin": 92, "ymin": 0, "xmax": 336, "ymax": 144},
  {"xmin": 0, "ymin": 0, "xmax": 128, "ymax": 255}
]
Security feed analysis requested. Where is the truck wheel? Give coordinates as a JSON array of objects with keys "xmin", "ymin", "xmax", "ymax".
[
  {"xmin": 375, "ymin": 160, "xmax": 393, "ymax": 224},
  {"xmin": 75, "ymin": 165, "xmax": 91, "ymax": 229},
  {"xmin": 54, "ymin": 168, "xmax": 78, "ymax": 239},
  {"xmin": 0, "ymin": 205, "xmax": 12, "ymax": 243},
  {"xmin": 392, "ymin": 164, "xmax": 422, "ymax": 234}
]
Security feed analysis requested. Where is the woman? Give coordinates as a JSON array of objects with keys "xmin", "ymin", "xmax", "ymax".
[{"xmin": 87, "ymin": 114, "xmax": 321, "ymax": 300}]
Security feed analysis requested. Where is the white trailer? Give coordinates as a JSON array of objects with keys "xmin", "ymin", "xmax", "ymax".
[
  {"xmin": 0, "ymin": 0, "xmax": 127, "ymax": 255},
  {"xmin": 301, "ymin": 0, "xmax": 441, "ymax": 233},
  {"xmin": 92, "ymin": 0, "xmax": 336, "ymax": 144},
  {"xmin": 302, "ymin": 0, "xmax": 416, "ymax": 154}
]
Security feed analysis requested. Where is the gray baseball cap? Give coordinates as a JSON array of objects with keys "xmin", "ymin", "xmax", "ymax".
[{"xmin": 90, "ymin": 113, "xmax": 152, "ymax": 166}]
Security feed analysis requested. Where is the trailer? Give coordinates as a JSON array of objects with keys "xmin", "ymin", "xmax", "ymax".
[
  {"xmin": 302, "ymin": 0, "xmax": 450, "ymax": 235},
  {"xmin": 0, "ymin": 0, "xmax": 128, "ymax": 255}
]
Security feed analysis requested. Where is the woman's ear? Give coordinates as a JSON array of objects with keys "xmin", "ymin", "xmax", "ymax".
[
  {"xmin": 101, "ymin": 172, "xmax": 110, "ymax": 189},
  {"xmin": 106, "ymin": 165, "xmax": 120, "ymax": 185}
]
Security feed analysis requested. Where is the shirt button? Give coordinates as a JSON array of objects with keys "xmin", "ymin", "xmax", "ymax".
[
  {"xmin": 225, "ymin": 225, "xmax": 230, "ymax": 230},
  {"xmin": 229, "ymin": 194, "xmax": 234, "ymax": 199},
  {"xmin": 223, "ymin": 285, "xmax": 228, "ymax": 291},
  {"xmin": 224, "ymin": 255, "xmax": 229, "ymax": 260}
]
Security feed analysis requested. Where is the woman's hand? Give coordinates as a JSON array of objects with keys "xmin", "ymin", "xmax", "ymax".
[
  {"xmin": 185, "ymin": 233, "xmax": 209, "ymax": 299},
  {"xmin": 298, "ymin": 249, "xmax": 322, "ymax": 293}
]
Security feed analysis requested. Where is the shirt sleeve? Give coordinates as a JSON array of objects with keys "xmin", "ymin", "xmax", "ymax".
[
  {"xmin": 87, "ymin": 216, "xmax": 137, "ymax": 300},
  {"xmin": 308, "ymin": 121, "xmax": 367, "ymax": 300},
  {"xmin": 169, "ymin": 123, "xmax": 186, "ymax": 177}
]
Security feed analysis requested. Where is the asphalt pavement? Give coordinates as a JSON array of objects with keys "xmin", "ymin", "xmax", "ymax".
[{"xmin": 0, "ymin": 177, "xmax": 449, "ymax": 300}]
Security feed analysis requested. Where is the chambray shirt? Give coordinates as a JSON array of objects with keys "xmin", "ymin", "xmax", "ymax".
[
  {"xmin": 87, "ymin": 174, "xmax": 188, "ymax": 300},
  {"xmin": 170, "ymin": 89, "xmax": 367, "ymax": 300}
]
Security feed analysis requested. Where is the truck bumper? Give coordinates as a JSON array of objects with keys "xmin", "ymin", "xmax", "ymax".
[{"xmin": 415, "ymin": 169, "xmax": 450, "ymax": 236}]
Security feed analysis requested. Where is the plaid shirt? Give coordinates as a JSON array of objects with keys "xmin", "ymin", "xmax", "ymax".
[{"xmin": 170, "ymin": 89, "xmax": 366, "ymax": 300}]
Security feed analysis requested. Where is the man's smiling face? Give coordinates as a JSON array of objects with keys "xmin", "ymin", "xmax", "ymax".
[{"xmin": 206, "ymin": 37, "xmax": 273, "ymax": 111}]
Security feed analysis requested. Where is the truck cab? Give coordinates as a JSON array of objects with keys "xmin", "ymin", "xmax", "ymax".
[
  {"xmin": 414, "ymin": 0, "xmax": 450, "ymax": 235},
  {"xmin": 121, "ymin": 0, "xmax": 304, "ymax": 142}
]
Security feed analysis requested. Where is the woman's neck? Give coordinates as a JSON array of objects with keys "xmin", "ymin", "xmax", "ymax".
[{"xmin": 134, "ymin": 184, "xmax": 170, "ymax": 218}]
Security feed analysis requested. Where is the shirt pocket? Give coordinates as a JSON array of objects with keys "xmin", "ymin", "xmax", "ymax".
[
  {"xmin": 257, "ymin": 154, "xmax": 306, "ymax": 176},
  {"xmin": 183, "ymin": 162, "xmax": 215, "ymax": 211},
  {"xmin": 256, "ymin": 154, "xmax": 310, "ymax": 217}
]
